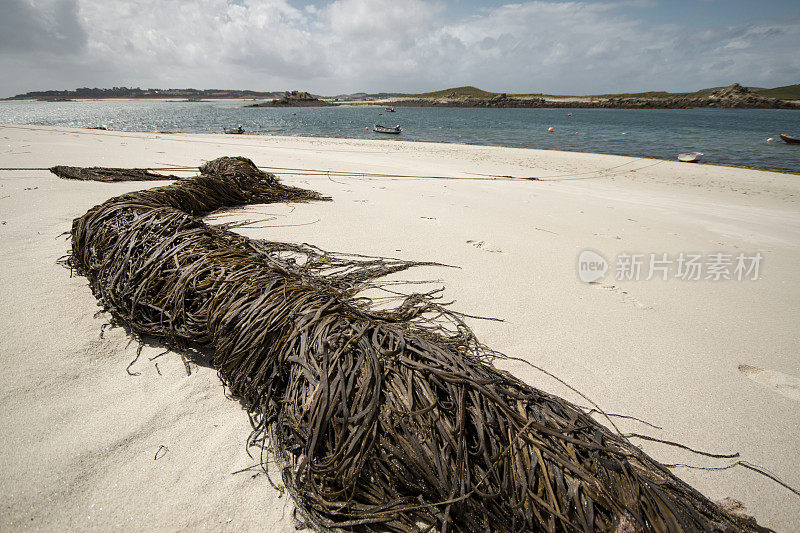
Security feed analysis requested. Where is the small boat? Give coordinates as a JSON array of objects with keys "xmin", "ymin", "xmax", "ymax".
[
  {"xmin": 373, "ymin": 124, "xmax": 401, "ymax": 134},
  {"xmin": 223, "ymin": 126, "xmax": 244, "ymax": 134},
  {"xmin": 385, "ymin": 107, "xmax": 396, "ymax": 112},
  {"xmin": 678, "ymin": 152, "xmax": 703, "ymax": 162},
  {"xmin": 780, "ymin": 133, "xmax": 800, "ymax": 144}
]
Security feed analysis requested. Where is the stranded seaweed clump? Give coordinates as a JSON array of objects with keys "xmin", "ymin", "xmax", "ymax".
[{"xmin": 64, "ymin": 156, "xmax": 767, "ymax": 532}]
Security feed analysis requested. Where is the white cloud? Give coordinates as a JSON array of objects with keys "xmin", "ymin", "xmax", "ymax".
[
  {"xmin": 0, "ymin": 0, "xmax": 798, "ymax": 96},
  {"xmin": 73, "ymin": 0, "xmax": 323, "ymax": 88},
  {"xmin": 0, "ymin": 0, "xmax": 86, "ymax": 54}
]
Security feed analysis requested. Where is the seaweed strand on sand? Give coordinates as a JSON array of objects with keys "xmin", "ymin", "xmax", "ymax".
[
  {"xmin": 50, "ymin": 165, "xmax": 180, "ymax": 182},
  {"xmin": 64, "ymin": 156, "xmax": 767, "ymax": 532}
]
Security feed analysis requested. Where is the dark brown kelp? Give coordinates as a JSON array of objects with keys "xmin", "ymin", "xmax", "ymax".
[
  {"xmin": 50, "ymin": 165, "xmax": 179, "ymax": 181},
  {"xmin": 66, "ymin": 156, "xmax": 766, "ymax": 532}
]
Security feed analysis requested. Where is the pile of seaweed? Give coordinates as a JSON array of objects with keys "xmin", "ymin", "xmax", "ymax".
[{"xmin": 65, "ymin": 156, "xmax": 766, "ymax": 532}]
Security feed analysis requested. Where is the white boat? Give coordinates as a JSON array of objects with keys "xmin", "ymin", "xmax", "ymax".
[
  {"xmin": 678, "ymin": 152, "xmax": 703, "ymax": 162},
  {"xmin": 373, "ymin": 124, "xmax": 401, "ymax": 134}
]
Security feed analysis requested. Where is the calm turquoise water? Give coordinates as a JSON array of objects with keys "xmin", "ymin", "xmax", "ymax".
[{"xmin": 1, "ymin": 99, "xmax": 798, "ymax": 171}]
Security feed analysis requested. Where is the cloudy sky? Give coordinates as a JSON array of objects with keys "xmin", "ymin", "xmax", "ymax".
[{"xmin": 1, "ymin": 0, "xmax": 798, "ymax": 97}]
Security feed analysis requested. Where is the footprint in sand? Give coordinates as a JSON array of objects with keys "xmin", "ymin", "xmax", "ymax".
[
  {"xmin": 466, "ymin": 240, "xmax": 504, "ymax": 253},
  {"xmin": 738, "ymin": 364, "xmax": 800, "ymax": 402},
  {"xmin": 596, "ymin": 284, "xmax": 652, "ymax": 309}
]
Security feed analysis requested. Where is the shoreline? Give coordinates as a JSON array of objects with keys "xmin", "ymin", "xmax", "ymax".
[
  {"xmin": 2, "ymin": 122, "xmax": 798, "ymax": 175},
  {"xmin": 1, "ymin": 125, "xmax": 799, "ymax": 530},
  {"xmin": 2, "ymin": 124, "xmax": 800, "ymax": 207}
]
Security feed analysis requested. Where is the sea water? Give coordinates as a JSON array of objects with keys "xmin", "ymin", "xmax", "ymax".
[{"xmin": 1, "ymin": 99, "xmax": 798, "ymax": 172}]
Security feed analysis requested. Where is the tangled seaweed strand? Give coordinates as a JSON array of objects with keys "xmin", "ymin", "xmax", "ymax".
[
  {"xmin": 66, "ymin": 157, "xmax": 767, "ymax": 532},
  {"xmin": 51, "ymin": 165, "xmax": 179, "ymax": 182}
]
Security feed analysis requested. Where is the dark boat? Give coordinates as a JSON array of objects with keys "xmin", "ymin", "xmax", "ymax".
[
  {"xmin": 373, "ymin": 124, "xmax": 401, "ymax": 134},
  {"xmin": 780, "ymin": 133, "xmax": 800, "ymax": 144},
  {"xmin": 223, "ymin": 126, "xmax": 244, "ymax": 134},
  {"xmin": 385, "ymin": 107, "xmax": 396, "ymax": 112}
]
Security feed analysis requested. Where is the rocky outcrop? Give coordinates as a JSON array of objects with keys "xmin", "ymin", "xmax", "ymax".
[
  {"xmin": 246, "ymin": 90, "xmax": 333, "ymax": 107},
  {"xmin": 393, "ymin": 94, "xmax": 547, "ymax": 108},
  {"xmin": 603, "ymin": 84, "xmax": 796, "ymax": 109}
]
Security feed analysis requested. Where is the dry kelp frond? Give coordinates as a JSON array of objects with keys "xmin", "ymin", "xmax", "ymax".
[
  {"xmin": 68, "ymin": 156, "xmax": 768, "ymax": 532},
  {"xmin": 50, "ymin": 165, "xmax": 180, "ymax": 182}
]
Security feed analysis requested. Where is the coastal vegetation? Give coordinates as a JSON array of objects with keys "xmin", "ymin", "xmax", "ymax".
[{"xmin": 756, "ymin": 84, "xmax": 800, "ymax": 100}]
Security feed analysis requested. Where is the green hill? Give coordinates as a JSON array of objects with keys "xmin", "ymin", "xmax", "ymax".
[
  {"xmin": 412, "ymin": 83, "xmax": 799, "ymax": 101},
  {"xmin": 755, "ymin": 84, "xmax": 800, "ymax": 100},
  {"xmin": 414, "ymin": 87, "xmax": 707, "ymax": 100},
  {"xmin": 413, "ymin": 86, "xmax": 497, "ymax": 98},
  {"xmin": 590, "ymin": 85, "xmax": 800, "ymax": 100}
]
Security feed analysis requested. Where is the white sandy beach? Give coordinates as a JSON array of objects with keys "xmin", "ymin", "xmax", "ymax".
[{"xmin": 1, "ymin": 124, "xmax": 798, "ymax": 531}]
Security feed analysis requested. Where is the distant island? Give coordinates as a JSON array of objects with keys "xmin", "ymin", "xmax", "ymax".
[
  {"xmin": 5, "ymin": 83, "xmax": 799, "ymax": 109},
  {"xmin": 391, "ymin": 83, "xmax": 800, "ymax": 110},
  {"xmin": 245, "ymin": 91, "xmax": 333, "ymax": 107},
  {"xmin": 3, "ymin": 87, "xmax": 285, "ymax": 101}
]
